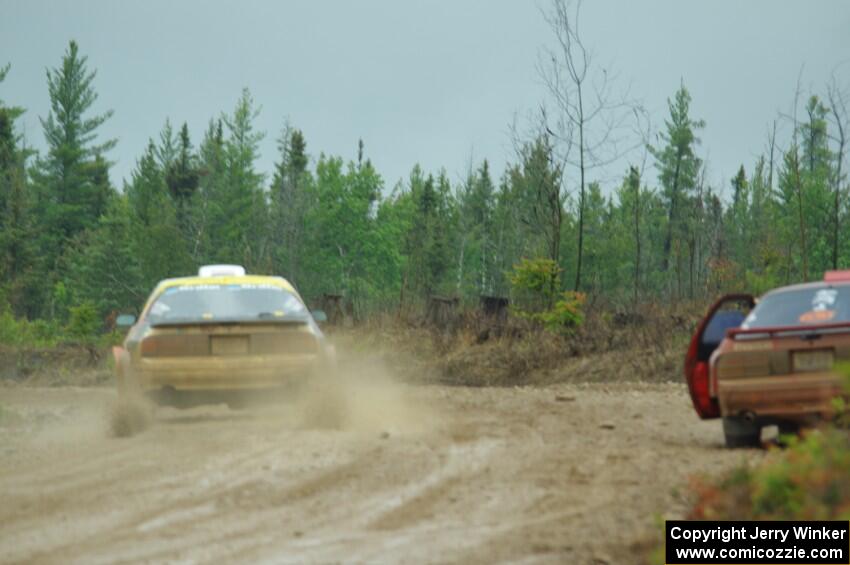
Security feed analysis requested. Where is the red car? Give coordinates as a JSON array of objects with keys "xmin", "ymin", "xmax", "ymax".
[{"xmin": 685, "ymin": 271, "xmax": 850, "ymax": 447}]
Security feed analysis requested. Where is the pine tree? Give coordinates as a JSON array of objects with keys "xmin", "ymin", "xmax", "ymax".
[
  {"xmin": 725, "ymin": 165, "xmax": 750, "ymax": 276},
  {"xmin": 649, "ymin": 83, "xmax": 704, "ymax": 297},
  {"xmin": 165, "ymin": 122, "xmax": 200, "ymax": 234},
  {"xmin": 64, "ymin": 196, "xmax": 144, "ymax": 320},
  {"xmin": 155, "ymin": 119, "xmax": 178, "ymax": 171},
  {"xmin": 0, "ymin": 64, "xmax": 39, "ymax": 316},
  {"xmin": 799, "ymin": 96, "xmax": 834, "ymax": 276},
  {"xmin": 126, "ymin": 141, "xmax": 190, "ymax": 286},
  {"xmin": 190, "ymin": 119, "xmax": 226, "ymax": 263},
  {"xmin": 213, "ymin": 88, "xmax": 267, "ymax": 269},
  {"xmin": 0, "ymin": 63, "xmax": 25, "ymax": 214},
  {"xmin": 508, "ymin": 136, "xmax": 564, "ymax": 298},
  {"xmin": 0, "ymin": 150, "xmax": 39, "ymax": 316},
  {"xmin": 300, "ymin": 151, "xmax": 388, "ymax": 313},
  {"xmin": 270, "ymin": 126, "xmax": 311, "ymax": 284},
  {"xmin": 461, "ymin": 161, "xmax": 496, "ymax": 294},
  {"xmin": 30, "ymin": 41, "xmax": 117, "ymax": 284}
]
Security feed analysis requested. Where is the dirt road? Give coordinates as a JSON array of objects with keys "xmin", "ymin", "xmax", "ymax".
[{"xmin": 0, "ymin": 376, "xmax": 763, "ymax": 564}]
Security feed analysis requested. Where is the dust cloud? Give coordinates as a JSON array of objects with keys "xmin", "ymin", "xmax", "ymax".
[
  {"xmin": 292, "ymin": 352, "xmax": 437, "ymax": 435},
  {"xmin": 105, "ymin": 343, "xmax": 439, "ymax": 439},
  {"xmin": 108, "ymin": 395, "xmax": 152, "ymax": 437}
]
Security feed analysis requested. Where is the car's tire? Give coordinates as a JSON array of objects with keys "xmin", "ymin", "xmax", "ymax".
[
  {"xmin": 723, "ymin": 416, "xmax": 762, "ymax": 448},
  {"xmin": 148, "ymin": 388, "xmax": 174, "ymax": 407}
]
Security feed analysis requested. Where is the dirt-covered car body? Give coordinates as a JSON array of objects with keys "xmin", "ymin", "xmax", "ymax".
[
  {"xmin": 113, "ymin": 266, "xmax": 333, "ymax": 403},
  {"xmin": 685, "ymin": 272, "xmax": 850, "ymax": 446}
]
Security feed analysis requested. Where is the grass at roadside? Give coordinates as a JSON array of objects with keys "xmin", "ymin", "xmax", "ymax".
[
  {"xmin": 334, "ymin": 302, "xmax": 697, "ymax": 386},
  {"xmin": 0, "ymin": 344, "xmax": 113, "ymax": 385},
  {"xmin": 688, "ymin": 428, "xmax": 850, "ymax": 521},
  {"xmin": 2, "ymin": 301, "xmax": 699, "ymax": 388},
  {"xmin": 644, "ymin": 374, "xmax": 850, "ymax": 564}
]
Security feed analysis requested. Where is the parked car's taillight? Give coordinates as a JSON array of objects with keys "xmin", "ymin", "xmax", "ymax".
[{"xmin": 684, "ymin": 332, "xmax": 719, "ymax": 419}]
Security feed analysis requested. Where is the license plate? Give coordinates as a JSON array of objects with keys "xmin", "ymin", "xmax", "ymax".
[
  {"xmin": 211, "ymin": 336, "xmax": 249, "ymax": 355},
  {"xmin": 792, "ymin": 350, "xmax": 834, "ymax": 372}
]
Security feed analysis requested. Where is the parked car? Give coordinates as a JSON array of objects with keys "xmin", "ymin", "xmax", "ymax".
[
  {"xmin": 684, "ymin": 271, "xmax": 850, "ymax": 447},
  {"xmin": 112, "ymin": 265, "xmax": 334, "ymax": 407}
]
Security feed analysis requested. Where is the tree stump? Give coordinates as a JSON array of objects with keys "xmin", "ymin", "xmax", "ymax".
[
  {"xmin": 426, "ymin": 295, "xmax": 459, "ymax": 329},
  {"xmin": 320, "ymin": 293, "xmax": 345, "ymax": 325},
  {"xmin": 479, "ymin": 295, "xmax": 509, "ymax": 324}
]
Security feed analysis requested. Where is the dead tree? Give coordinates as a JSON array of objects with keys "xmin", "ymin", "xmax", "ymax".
[
  {"xmin": 827, "ymin": 73, "xmax": 848, "ymax": 270},
  {"xmin": 539, "ymin": 0, "xmax": 642, "ymax": 291}
]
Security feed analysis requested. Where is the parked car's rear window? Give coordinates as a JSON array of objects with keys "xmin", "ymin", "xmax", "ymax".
[
  {"xmin": 147, "ymin": 284, "xmax": 307, "ymax": 323},
  {"xmin": 742, "ymin": 285, "xmax": 850, "ymax": 329}
]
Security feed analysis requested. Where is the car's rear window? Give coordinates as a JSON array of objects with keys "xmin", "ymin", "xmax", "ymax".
[
  {"xmin": 741, "ymin": 285, "xmax": 850, "ymax": 329},
  {"xmin": 147, "ymin": 284, "xmax": 307, "ymax": 324}
]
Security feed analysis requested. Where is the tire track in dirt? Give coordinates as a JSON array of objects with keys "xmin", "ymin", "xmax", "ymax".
[{"xmin": 0, "ymin": 383, "xmax": 762, "ymax": 564}]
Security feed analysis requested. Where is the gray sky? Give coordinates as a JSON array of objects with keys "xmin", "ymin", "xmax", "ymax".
[{"xmin": 1, "ymin": 0, "xmax": 849, "ymax": 198}]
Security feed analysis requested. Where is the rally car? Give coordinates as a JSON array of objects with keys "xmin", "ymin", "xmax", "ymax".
[
  {"xmin": 113, "ymin": 265, "xmax": 334, "ymax": 407},
  {"xmin": 684, "ymin": 271, "xmax": 850, "ymax": 447}
]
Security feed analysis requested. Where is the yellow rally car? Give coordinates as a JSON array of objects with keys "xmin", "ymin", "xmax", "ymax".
[{"xmin": 112, "ymin": 265, "xmax": 334, "ymax": 407}]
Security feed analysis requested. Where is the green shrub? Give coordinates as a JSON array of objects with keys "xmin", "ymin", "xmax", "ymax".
[
  {"xmin": 508, "ymin": 257, "xmax": 561, "ymax": 309},
  {"xmin": 687, "ymin": 428, "xmax": 850, "ymax": 521},
  {"xmin": 535, "ymin": 290, "xmax": 585, "ymax": 331},
  {"xmin": 508, "ymin": 258, "xmax": 585, "ymax": 333},
  {"xmin": 0, "ymin": 305, "xmax": 62, "ymax": 347},
  {"xmin": 65, "ymin": 302, "xmax": 100, "ymax": 344},
  {"xmin": 0, "ymin": 298, "xmax": 124, "ymax": 349},
  {"xmin": 0, "ymin": 309, "xmax": 19, "ymax": 344}
]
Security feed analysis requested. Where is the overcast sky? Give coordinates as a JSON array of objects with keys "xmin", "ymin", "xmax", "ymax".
[{"xmin": 1, "ymin": 0, "xmax": 849, "ymax": 198}]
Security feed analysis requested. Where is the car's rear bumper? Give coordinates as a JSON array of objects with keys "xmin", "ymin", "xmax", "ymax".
[
  {"xmin": 132, "ymin": 354, "xmax": 321, "ymax": 391},
  {"xmin": 717, "ymin": 371, "xmax": 844, "ymax": 419}
]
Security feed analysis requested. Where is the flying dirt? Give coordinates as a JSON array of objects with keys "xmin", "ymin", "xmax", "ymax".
[{"xmin": 0, "ymin": 351, "xmax": 764, "ymax": 564}]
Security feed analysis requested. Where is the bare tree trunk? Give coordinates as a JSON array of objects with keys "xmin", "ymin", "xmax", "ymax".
[
  {"xmin": 398, "ymin": 270, "xmax": 408, "ymax": 318},
  {"xmin": 787, "ymin": 70, "xmax": 809, "ymax": 280},
  {"xmin": 538, "ymin": 0, "xmax": 640, "ymax": 292},
  {"xmin": 833, "ymin": 162, "xmax": 842, "ymax": 270},
  {"xmin": 675, "ymin": 247, "xmax": 682, "ymax": 301},
  {"xmin": 549, "ymin": 176, "xmax": 562, "ymax": 306},
  {"xmin": 494, "ymin": 222, "xmax": 504, "ymax": 295},
  {"xmin": 688, "ymin": 237, "xmax": 695, "ymax": 299},
  {"xmin": 767, "ymin": 121, "xmax": 777, "ymax": 193},
  {"xmin": 662, "ymin": 154, "xmax": 682, "ymax": 272},
  {"xmin": 574, "ymin": 92, "xmax": 585, "ymax": 291},
  {"xmin": 633, "ymin": 169, "xmax": 641, "ymax": 306},
  {"xmin": 827, "ymin": 79, "xmax": 847, "ymax": 270},
  {"xmin": 456, "ymin": 242, "xmax": 465, "ymax": 291},
  {"xmin": 694, "ymin": 167, "xmax": 705, "ymax": 296},
  {"xmin": 792, "ymin": 148, "xmax": 809, "ymax": 280}
]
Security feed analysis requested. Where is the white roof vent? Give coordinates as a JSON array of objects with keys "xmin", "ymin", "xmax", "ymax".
[{"xmin": 198, "ymin": 264, "xmax": 246, "ymax": 277}]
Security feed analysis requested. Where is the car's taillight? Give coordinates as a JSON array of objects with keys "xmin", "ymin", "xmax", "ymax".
[
  {"xmin": 684, "ymin": 333, "xmax": 720, "ymax": 419},
  {"xmin": 691, "ymin": 362, "xmax": 719, "ymax": 418}
]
